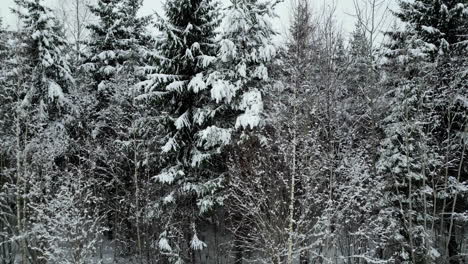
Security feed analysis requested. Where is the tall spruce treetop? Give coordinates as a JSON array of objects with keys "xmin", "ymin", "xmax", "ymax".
[
  {"xmin": 345, "ymin": 23, "xmax": 376, "ymax": 104},
  {"xmin": 13, "ymin": 0, "xmax": 73, "ymax": 123},
  {"xmin": 10, "ymin": 0, "xmax": 73, "ymax": 179},
  {"xmin": 9, "ymin": 3, "xmax": 75, "ymax": 260},
  {"xmin": 86, "ymin": 0, "xmax": 150, "ymax": 104},
  {"xmin": 84, "ymin": 0, "xmax": 151, "ymax": 151},
  {"xmin": 86, "ymin": 0, "xmax": 123, "ymax": 80},
  {"xmin": 10, "ymin": 0, "xmax": 74, "ymax": 185},
  {"xmin": 216, "ymin": 0, "xmax": 278, "ymax": 130},
  {"xmin": 120, "ymin": 0, "xmax": 152, "ymax": 69},
  {"xmin": 141, "ymin": 0, "xmax": 279, "ymax": 213},
  {"xmin": 137, "ymin": 0, "xmax": 223, "ymax": 260},
  {"xmin": 391, "ymin": 0, "xmax": 468, "ymax": 61},
  {"xmin": 379, "ymin": 1, "xmax": 468, "ymax": 262},
  {"xmin": 142, "ymin": 0, "xmax": 222, "ymax": 212},
  {"xmin": 138, "ymin": 0, "xmax": 279, "ymax": 260},
  {"xmin": 0, "ymin": 17, "xmax": 13, "ymax": 158},
  {"xmin": 0, "ymin": 17, "xmax": 5, "ymax": 53},
  {"xmin": 349, "ymin": 24, "xmax": 371, "ymax": 62},
  {"xmin": 0, "ymin": 18, "xmax": 7, "ymax": 83},
  {"xmin": 152, "ymin": 0, "xmax": 219, "ymax": 78},
  {"xmin": 287, "ymin": 0, "xmax": 313, "ymax": 67},
  {"xmin": 11, "ymin": 0, "xmax": 74, "ymax": 163}
]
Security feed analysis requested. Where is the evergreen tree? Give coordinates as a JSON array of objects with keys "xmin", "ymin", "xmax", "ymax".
[
  {"xmin": 215, "ymin": 0, "xmax": 278, "ymax": 130},
  {"xmin": 380, "ymin": 1, "xmax": 468, "ymax": 262},
  {"xmin": 137, "ymin": 0, "xmax": 224, "ymax": 261},
  {"xmin": 0, "ymin": 18, "xmax": 13, "ymax": 152},
  {"xmin": 84, "ymin": 0, "xmax": 152, "ymax": 244},
  {"xmin": 347, "ymin": 24, "xmax": 373, "ymax": 96},
  {"xmin": 12, "ymin": 0, "xmax": 73, "ymax": 118},
  {"xmin": 0, "ymin": 17, "xmax": 6, "ymax": 54},
  {"xmin": 85, "ymin": 0, "xmax": 150, "ymax": 121},
  {"xmin": 378, "ymin": 79, "xmax": 439, "ymax": 263},
  {"xmin": 217, "ymin": 0, "xmax": 281, "ymax": 262},
  {"xmin": 9, "ymin": 0, "xmax": 81, "ymax": 262},
  {"xmin": 0, "ymin": 17, "xmax": 17, "ymax": 263},
  {"xmin": 394, "ymin": 0, "xmax": 468, "ymax": 60}
]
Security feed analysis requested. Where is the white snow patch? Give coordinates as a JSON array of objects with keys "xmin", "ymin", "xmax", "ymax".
[
  {"xmin": 236, "ymin": 90, "xmax": 264, "ymax": 129},
  {"xmin": 429, "ymin": 247, "xmax": 441, "ymax": 259},
  {"xmin": 161, "ymin": 137, "xmax": 178, "ymax": 153},
  {"xmin": 97, "ymin": 50, "xmax": 116, "ymax": 61},
  {"xmin": 191, "ymin": 149, "xmax": 210, "ymax": 167},
  {"xmin": 254, "ymin": 64, "xmax": 269, "ymax": 81},
  {"xmin": 154, "ymin": 166, "xmax": 184, "ymax": 184},
  {"xmin": 48, "ymin": 81, "xmax": 66, "ymax": 105},
  {"xmin": 197, "ymin": 126, "xmax": 232, "ymax": 148},
  {"xmin": 210, "ymin": 79, "xmax": 237, "ymax": 103},
  {"xmin": 175, "ymin": 111, "xmax": 191, "ymax": 130},
  {"xmin": 190, "ymin": 233, "xmax": 207, "ymax": 250},
  {"xmin": 259, "ymin": 44, "xmax": 276, "ymax": 61},
  {"xmin": 219, "ymin": 39, "xmax": 237, "ymax": 62},
  {"xmin": 158, "ymin": 237, "xmax": 172, "ymax": 251},
  {"xmin": 193, "ymin": 108, "xmax": 212, "ymax": 126},
  {"xmin": 163, "ymin": 193, "xmax": 175, "ymax": 204},
  {"xmin": 238, "ymin": 62, "xmax": 247, "ymax": 78},
  {"xmin": 188, "ymin": 73, "xmax": 206, "ymax": 93},
  {"xmin": 166, "ymin": 80, "xmax": 187, "ymax": 92},
  {"xmin": 199, "ymin": 55, "xmax": 216, "ymax": 68},
  {"xmin": 421, "ymin": 26, "xmax": 438, "ymax": 34}
]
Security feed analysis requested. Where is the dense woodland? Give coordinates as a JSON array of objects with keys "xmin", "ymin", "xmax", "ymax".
[{"xmin": 0, "ymin": 0, "xmax": 467, "ymax": 263}]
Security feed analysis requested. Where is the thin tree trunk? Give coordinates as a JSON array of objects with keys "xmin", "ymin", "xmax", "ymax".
[
  {"xmin": 287, "ymin": 85, "xmax": 297, "ymax": 263},
  {"xmin": 404, "ymin": 102, "xmax": 416, "ymax": 263},
  {"xmin": 445, "ymin": 141, "xmax": 465, "ymax": 260},
  {"xmin": 440, "ymin": 113, "xmax": 453, "ymax": 244},
  {"xmin": 75, "ymin": 0, "xmax": 81, "ymax": 61},
  {"xmin": 134, "ymin": 136, "xmax": 142, "ymax": 262},
  {"xmin": 15, "ymin": 111, "xmax": 26, "ymax": 264}
]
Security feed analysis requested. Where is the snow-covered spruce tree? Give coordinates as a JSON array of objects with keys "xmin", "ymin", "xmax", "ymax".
[
  {"xmin": 215, "ymin": 0, "xmax": 282, "ymax": 262},
  {"xmin": 394, "ymin": 0, "xmax": 468, "ymax": 60},
  {"xmin": 86, "ymin": 0, "xmax": 127, "ymax": 95},
  {"xmin": 112, "ymin": 1, "xmax": 159, "ymax": 258},
  {"xmin": 0, "ymin": 17, "xmax": 6, "ymax": 65},
  {"xmin": 345, "ymin": 23, "xmax": 375, "ymax": 107},
  {"xmin": 86, "ymin": 0, "xmax": 151, "ymax": 103},
  {"xmin": 10, "ymin": 0, "xmax": 71, "ymax": 262},
  {"xmin": 0, "ymin": 18, "xmax": 18, "ymax": 263},
  {"xmin": 84, "ymin": 0, "xmax": 152, "ymax": 248},
  {"xmin": 11, "ymin": 0, "xmax": 73, "ymax": 122},
  {"xmin": 8, "ymin": 0, "xmax": 88, "ymax": 263},
  {"xmin": 215, "ymin": 0, "xmax": 278, "ymax": 131},
  {"xmin": 0, "ymin": 17, "xmax": 11, "ymax": 174},
  {"xmin": 7, "ymin": 1, "xmax": 105, "ymax": 263},
  {"xmin": 138, "ymin": 1, "xmax": 221, "ymax": 262},
  {"xmin": 377, "ymin": 78, "xmax": 438, "ymax": 263},
  {"xmin": 379, "ymin": 0, "xmax": 468, "ymax": 262},
  {"xmin": 137, "ymin": 0, "xmax": 279, "ymax": 261}
]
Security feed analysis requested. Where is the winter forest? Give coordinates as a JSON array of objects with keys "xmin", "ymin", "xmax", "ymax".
[{"xmin": 0, "ymin": 0, "xmax": 467, "ymax": 263}]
